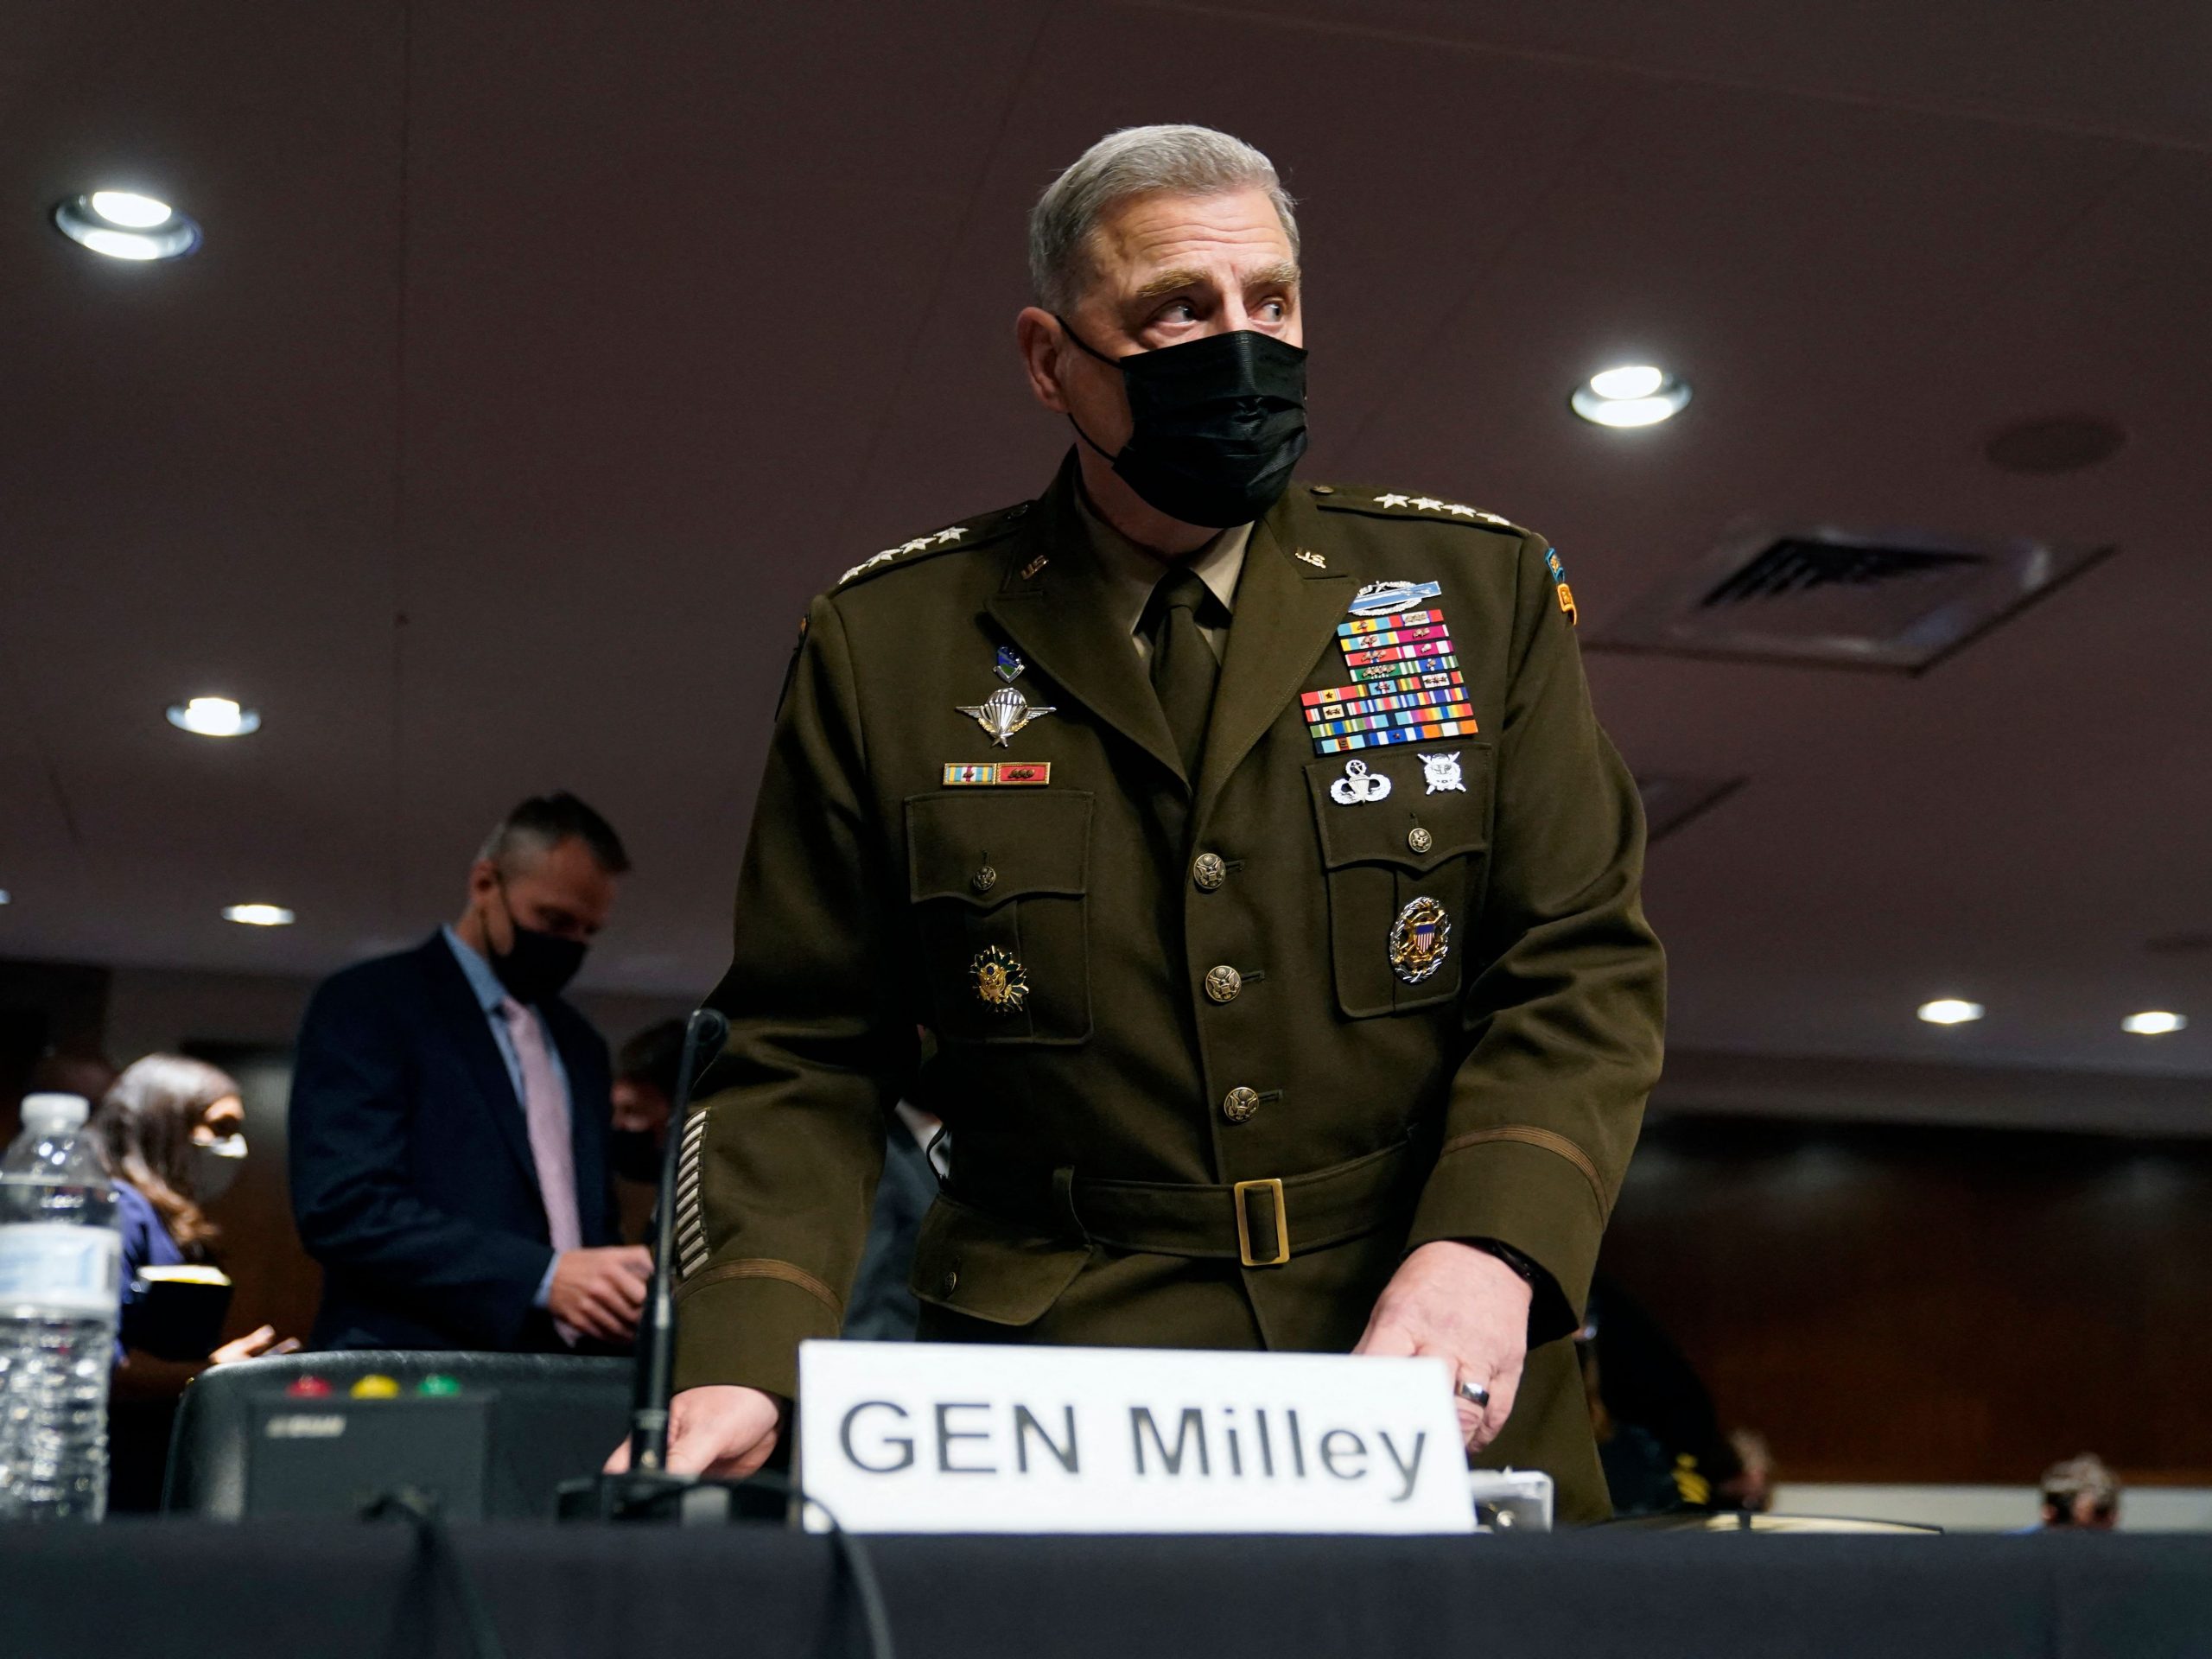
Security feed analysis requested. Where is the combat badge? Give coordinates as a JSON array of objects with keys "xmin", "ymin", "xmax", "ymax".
[
  {"xmin": 1329, "ymin": 757, "xmax": 1393, "ymax": 805},
  {"xmin": 1419, "ymin": 751, "xmax": 1465, "ymax": 794},
  {"xmin": 1389, "ymin": 896, "xmax": 1452, "ymax": 984},
  {"xmin": 957, "ymin": 686, "xmax": 1057, "ymax": 747},
  {"xmin": 1348, "ymin": 580, "xmax": 1443, "ymax": 618},
  {"xmin": 971, "ymin": 945, "xmax": 1029, "ymax": 1014}
]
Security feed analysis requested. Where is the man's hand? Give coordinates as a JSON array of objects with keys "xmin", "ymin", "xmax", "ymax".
[
  {"xmin": 209, "ymin": 1325, "xmax": 302, "ymax": 1366},
  {"xmin": 602, "ymin": 1385, "xmax": 784, "ymax": 1478},
  {"xmin": 1353, "ymin": 1240, "xmax": 1531, "ymax": 1450},
  {"xmin": 548, "ymin": 1245, "xmax": 653, "ymax": 1342}
]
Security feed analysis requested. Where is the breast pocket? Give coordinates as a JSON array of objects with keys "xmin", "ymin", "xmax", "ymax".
[
  {"xmin": 1306, "ymin": 746, "xmax": 1494, "ymax": 1018},
  {"xmin": 906, "ymin": 790, "xmax": 1093, "ymax": 1045}
]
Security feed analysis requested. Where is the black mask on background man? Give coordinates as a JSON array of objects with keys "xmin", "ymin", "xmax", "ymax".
[
  {"xmin": 608, "ymin": 1128, "xmax": 664, "ymax": 1184},
  {"xmin": 487, "ymin": 882, "xmax": 588, "ymax": 1003},
  {"xmin": 1058, "ymin": 321, "xmax": 1308, "ymax": 529}
]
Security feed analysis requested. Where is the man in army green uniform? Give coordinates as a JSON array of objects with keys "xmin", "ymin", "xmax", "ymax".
[{"xmin": 639, "ymin": 124, "xmax": 1664, "ymax": 1522}]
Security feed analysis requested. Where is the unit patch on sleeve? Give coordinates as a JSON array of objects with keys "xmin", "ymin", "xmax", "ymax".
[{"xmin": 1545, "ymin": 548, "xmax": 1578, "ymax": 626}]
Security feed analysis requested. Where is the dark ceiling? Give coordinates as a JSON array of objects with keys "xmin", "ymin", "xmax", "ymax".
[{"xmin": 3, "ymin": 1, "xmax": 2209, "ymax": 1088}]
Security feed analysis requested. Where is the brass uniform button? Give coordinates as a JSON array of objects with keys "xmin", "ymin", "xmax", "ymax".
[
  {"xmin": 1192, "ymin": 852, "xmax": 1226, "ymax": 892},
  {"xmin": 1308, "ymin": 484, "xmax": 1336, "ymax": 495},
  {"xmin": 1222, "ymin": 1086, "xmax": 1260, "ymax": 1124},
  {"xmin": 971, "ymin": 865, "xmax": 997, "ymax": 893},
  {"xmin": 1408, "ymin": 827, "xmax": 1434, "ymax": 855},
  {"xmin": 1205, "ymin": 964, "xmax": 1243, "ymax": 1004}
]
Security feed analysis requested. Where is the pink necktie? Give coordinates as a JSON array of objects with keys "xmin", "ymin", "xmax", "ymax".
[{"xmin": 502, "ymin": 996, "xmax": 583, "ymax": 1259}]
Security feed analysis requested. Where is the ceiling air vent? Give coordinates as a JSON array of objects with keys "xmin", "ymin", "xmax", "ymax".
[{"xmin": 1592, "ymin": 524, "xmax": 2112, "ymax": 674}]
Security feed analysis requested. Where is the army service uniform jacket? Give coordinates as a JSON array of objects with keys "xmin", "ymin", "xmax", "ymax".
[{"xmin": 674, "ymin": 457, "xmax": 1665, "ymax": 1522}]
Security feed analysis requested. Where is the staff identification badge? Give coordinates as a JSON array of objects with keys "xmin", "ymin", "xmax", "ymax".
[
  {"xmin": 1389, "ymin": 896, "xmax": 1452, "ymax": 985},
  {"xmin": 971, "ymin": 946, "xmax": 1029, "ymax": 1014}
]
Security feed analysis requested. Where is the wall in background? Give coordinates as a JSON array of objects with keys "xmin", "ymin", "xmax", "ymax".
[
  {"xmin": 0, "ymin": 957, "xmax": 111, "ymax": 1129},
  {"xmin": 1603, "ymin": 1115, "xmax": 2212, "ymax": 1488}
]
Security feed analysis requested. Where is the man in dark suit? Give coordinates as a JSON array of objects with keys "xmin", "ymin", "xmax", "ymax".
[{"xmin": 289, "ymin": 792, "xmax": 652, "ymax": 1351}]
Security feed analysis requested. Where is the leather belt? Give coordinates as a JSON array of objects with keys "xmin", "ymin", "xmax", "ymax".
[{"xmin": 948, "ymin": 1139, "xmax": 1419, "ymax": 1268}]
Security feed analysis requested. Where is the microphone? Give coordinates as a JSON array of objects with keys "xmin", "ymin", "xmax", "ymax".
[
  {"xmin": 560, "ymin": 1006, "xmax": 784, "ymax": 1523},
  {"xmin": 628, "ymin": 1006, "xmax": 728, "ymax": 1474}
]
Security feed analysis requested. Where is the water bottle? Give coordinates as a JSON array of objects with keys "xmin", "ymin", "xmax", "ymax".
[{"xmin": 0, "ymin": 1092, "xmax": 122, "ymax": 1521}]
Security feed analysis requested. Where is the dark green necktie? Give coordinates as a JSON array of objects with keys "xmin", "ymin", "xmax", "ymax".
[{"xmin": 1141, "ymin": 565, "xmax": 1223, "ymax": 779}]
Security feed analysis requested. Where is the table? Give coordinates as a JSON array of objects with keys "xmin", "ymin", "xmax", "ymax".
[{"xmin": 9, "ymin": 1522, "xmax": 2209, "ymax": 1658}]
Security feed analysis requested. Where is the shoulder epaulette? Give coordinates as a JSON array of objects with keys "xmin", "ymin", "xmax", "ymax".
[
  {"xmin": 835, "ymin": 499, "xmax": 1034, "ymax": 590},
  {"xmin": 1305, "ymin": 483, "xmax": 1526, "ymax": 536}
]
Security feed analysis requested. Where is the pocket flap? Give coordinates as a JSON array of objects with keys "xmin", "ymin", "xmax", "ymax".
[
  {"xmin": 908, "ymin": 1194, "xmax": 1091, "ymax": 1325},
  {"xmin": 906, "ymin": 790, "xmax": 1093, "ymax": 909},
  {"xmin": 1306, "ymin": 745, "xmax": 1492, "ymax": 874}
]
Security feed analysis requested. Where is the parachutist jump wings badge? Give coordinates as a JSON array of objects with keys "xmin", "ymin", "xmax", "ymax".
[{"xmin": 957, "ymin": 685, "xmax": 1057, "ymax": 747}]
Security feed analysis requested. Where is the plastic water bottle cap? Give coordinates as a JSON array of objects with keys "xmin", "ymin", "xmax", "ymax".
[
  {"xmin": 350, "ymin": 1375, "xmax": 403, "ymax": 1399},
  {"xmin": 286, "ymin": 1376, "xmax": 334, "ymax": 1396},
  {"xmin": 19, "ymin": 1093, "xmax": 91, "ymax": 1132},
  {"xmin": 416, "ymin": 1375, "xmax": 461, "ymax": 1396}
]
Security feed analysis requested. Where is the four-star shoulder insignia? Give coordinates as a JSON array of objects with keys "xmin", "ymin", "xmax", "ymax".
[
  {"xmin": 1310, "ymin": 485, "xmax": 1522, "ymax": 531},
  {"xmin": 835, "ymin": 502, "xmax": 1029, "ymax": 589}
]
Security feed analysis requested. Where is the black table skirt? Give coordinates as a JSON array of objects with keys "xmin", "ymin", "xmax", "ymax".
[{"xmin": 8, "ymin": 1522, "xmax": 2209, "ymax": 1659}]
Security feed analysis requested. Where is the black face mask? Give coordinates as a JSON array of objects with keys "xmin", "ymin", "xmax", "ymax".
[
  {"xmin": 486, "ymin": 882, "xmax": 588, "ymax": 1005},
  {"xmin": 1058, "ymin": 321, "xmax": 1308, "ymax": 529},
  {"xmin": 609, "ymin": 1127, "xmax": 663, "ymax": 1184}
]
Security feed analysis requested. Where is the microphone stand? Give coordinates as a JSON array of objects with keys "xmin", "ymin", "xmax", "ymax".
[{"xmin": 557, "ymin": 1007, "xmax": 780, "ymax": 1523}]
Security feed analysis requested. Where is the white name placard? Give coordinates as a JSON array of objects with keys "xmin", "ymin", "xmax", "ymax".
[{"xmin": 797, "ymin": 1340, "xmax": 1472, "ymax": 1535}]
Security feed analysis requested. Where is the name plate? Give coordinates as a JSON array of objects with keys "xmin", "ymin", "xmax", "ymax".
[{"xmin": 798, "ymin": 1340, "xmax": 1472, "ymax": 1534}]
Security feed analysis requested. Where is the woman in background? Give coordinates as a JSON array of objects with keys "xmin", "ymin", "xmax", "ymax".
[{"xmin": 93, "ymin": 1054, "xmax": 298, "ymax": 1509}]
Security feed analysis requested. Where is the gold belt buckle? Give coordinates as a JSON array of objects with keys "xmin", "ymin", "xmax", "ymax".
[{"xmin": 1233, "ymin": 1177, "xmax": 1291, "ymax": 1268}]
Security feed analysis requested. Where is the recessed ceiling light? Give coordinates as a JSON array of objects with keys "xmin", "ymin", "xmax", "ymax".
[
  {"xmin": 52, "ymin": 191, "xmax": 202, "ymax": 261},
  {"xmin": 2121, "ymin": 1011, "xmax": 2186, "ymax": 1036},
  {"xmin": 1917, "ymin": 998, "xmax": 1984, "ymax": 1026},
  {"xmin": 1572, "ymin": 364, "xmax": 1691, "ymax": 428},
  {"xmin": 89, "ymin": 191, "xmax": 174, "ymax": 228},
  {"xmin": 223, "ymin": 904, "xmax": 295, "ymax": 927},
  {"xmin": 167, "ymin": 696, "xmax": 261, "ymax": 738}
]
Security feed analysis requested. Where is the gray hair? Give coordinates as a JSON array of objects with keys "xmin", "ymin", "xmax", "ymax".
[
  {"xmin": 1028, "ymin": 124, "xmax": 1299, "ymax": 315},
  {"xmin": 477, "ymin": 790, "xmax": 632, "ymax": 876}
]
